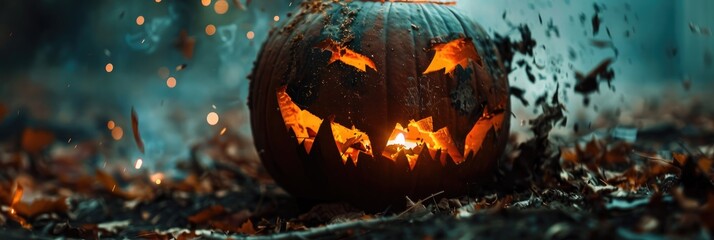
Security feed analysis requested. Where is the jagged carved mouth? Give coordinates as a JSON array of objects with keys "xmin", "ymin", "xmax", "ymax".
[{"xmin": 276, "ymin": 87, "xmax": 504, "ymax": 169}]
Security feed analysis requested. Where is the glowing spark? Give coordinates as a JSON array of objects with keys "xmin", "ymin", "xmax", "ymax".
[
  {"xmin": 166, "ymin": 77, "xmax": 177, "ymax": 88},
  {"xmin": 207, "ymin": 112, "xmax": 219, "ymax": 125},
  {"xmin": 220, "ymin": 127, "xmax": 227, "ymax": 135},
  {"xmin": 201, "ymin": 0, "xmax": 211, "ymax": 7},
  {"xmin": 136, "ymin": 16, "xmax": 145, "ymax": 26},
  {"xmin": 135, "ymin": 158, "xmax": 143, "ymax": 169},
  {"xmin": 273, "ymin": 16, "xmax": 280, "ymax": 22},
  {"xmin": 246, "ymin": 31, "xmax": 255, "ymax": 40},
  {"xmin": 205, "ymin": 24, "xmax": 216, "ymax": 36},
  {"xmin": 214, "ymin": 0, "xmax": 228, "ymax": 14},
  {"xmin": 111, "ymin": 127, "xmax": 124, "ymax": 140},
  {"xmin": 107, "ymin": 121, "xmax": 115, "ymax": 130},
  {"xmin": 105, "ymin": 63, "xmax": 114, "ymax": 73}
]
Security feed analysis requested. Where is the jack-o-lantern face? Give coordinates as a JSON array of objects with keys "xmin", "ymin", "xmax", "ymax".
[{"xmin": 249, "ymin": 0, "xmax": 509, "ymax": 210}]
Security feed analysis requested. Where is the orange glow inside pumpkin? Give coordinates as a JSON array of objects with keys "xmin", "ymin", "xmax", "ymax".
[
  {"xmin": 317, "ymin": 39, "xmax": 377, "ymax": 72},
  {"xmin": 382, "ymin": 110, "xmax": 506, "ymax": 169},
  {"xmin": 423, "ymin": 38, "xmax": 483, "ymax": 75},
  {"xmin": 382, "ymin": 117, "xmax": 463, "ymax": 168},
  {"xmin": 277, "ymin": 87, "xmax": 372, "ymax": 163},
  {"xmin": 464, "ymin": 109, "xmax": 505, "ymax": 158}
]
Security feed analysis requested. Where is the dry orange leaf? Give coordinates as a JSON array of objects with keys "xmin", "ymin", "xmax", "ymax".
[
  {"xmin": 14, "ymin": 197, "xmax": 69, "ymax": 218},
  {"xmin": 560, "ymin": 147, "xmax": 579, "ymax": 164},
  {"xmin": 95, "ymin": 170, "xmax": 135, "ymax": 199},
  {"xmin": 21, "ymin": 128, "xmax": 55, "ymax": 153},
  {"xmin": 188, "ymin": 205, "xmax": 226, "ymax": 224},
  {"xmin": 673, "ymin": 152, "xmax": 688, "ymax": 166},
  {"xmin": 237, "ymin": 219, "xmax": 256, "ymax": 235},
  {"xmin": 11, "ymin": 183, "xmax": 23, "ymax": 207},
  {"xmin": 699, "ymin": 157, "xmax": 713, "ymax": 174}
]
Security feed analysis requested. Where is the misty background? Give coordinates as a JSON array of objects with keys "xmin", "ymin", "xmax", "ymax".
[{"xmin": 0, "ymin": 0, "xmax": 711, "ymax": 174}]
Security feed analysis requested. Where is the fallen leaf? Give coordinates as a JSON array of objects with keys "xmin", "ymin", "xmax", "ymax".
[
  {"xmin": 11, "ymin": 183, "xmax": 23, "ymax": 207},
  {"xmin": 95, "ymin": 170, "xmax": 135, "ymax": 199},
  {"xmin": 698, "ymin": 157, "xmax": 713, "ymax": 174},
  {"xmin": 560, "ymin": 147, "xmax": 579, "ymax": 165},
  {"xmin": 673, "ymin": 152, "xmax": 688, "ymax": 166},
  {"xmin": 237, "ymin": 219, "xmax": 256, "ymax": 235},
  {"xmin": 131, "ymin": 107, "xmax": 145, "ymax": 154},
  {"xmin": 14, "ymin": 197, "xmax": 69, "ymax": 219},
  {"xmin": 21, "ymin": 128, "xmax": 55, "ymax": 153},
  {"xmin": 188, "ymin": 205, "xmax": 226, "ymax": 225}
]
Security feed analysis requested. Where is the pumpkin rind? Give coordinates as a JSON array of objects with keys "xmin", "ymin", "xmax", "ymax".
[{"xmin": 249, "ymin": 0, "xmax": 509, "ymax": 209}]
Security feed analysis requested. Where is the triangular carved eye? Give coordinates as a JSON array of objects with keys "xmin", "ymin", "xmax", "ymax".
[
  {"xmin": 317, "ymin": 39, "xmax": 378, "ymax": 72},
  {"xmin": 423, "ymin": 38, "xmax": 483, "ymax": 75},
  {"xmin": 277, "ymin": 87, "xmax": 373, "ymax": 164}
]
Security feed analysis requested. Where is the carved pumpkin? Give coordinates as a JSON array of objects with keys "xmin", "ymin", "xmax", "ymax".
[{"xmin": 249, "ymin": 0, "xmax": 509, "ymax": 210}]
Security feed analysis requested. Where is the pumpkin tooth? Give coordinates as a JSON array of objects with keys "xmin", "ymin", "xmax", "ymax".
[{"xmin": 381, "ymin": 117, "xmax": 464, "ymax": 165}]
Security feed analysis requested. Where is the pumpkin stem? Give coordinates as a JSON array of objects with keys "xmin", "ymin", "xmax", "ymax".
[{"xmin": 357, "ymin": 0, "xmax": 456, "ymax": 5}]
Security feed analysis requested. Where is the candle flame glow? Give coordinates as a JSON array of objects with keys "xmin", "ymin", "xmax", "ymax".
[
  {"xmin": 387, "ymin": 132, "xmax": 418, "ymax": 149},
  {"xmin": 394, "ymin": 133, "xmax": 406, "ymax": 145}
]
